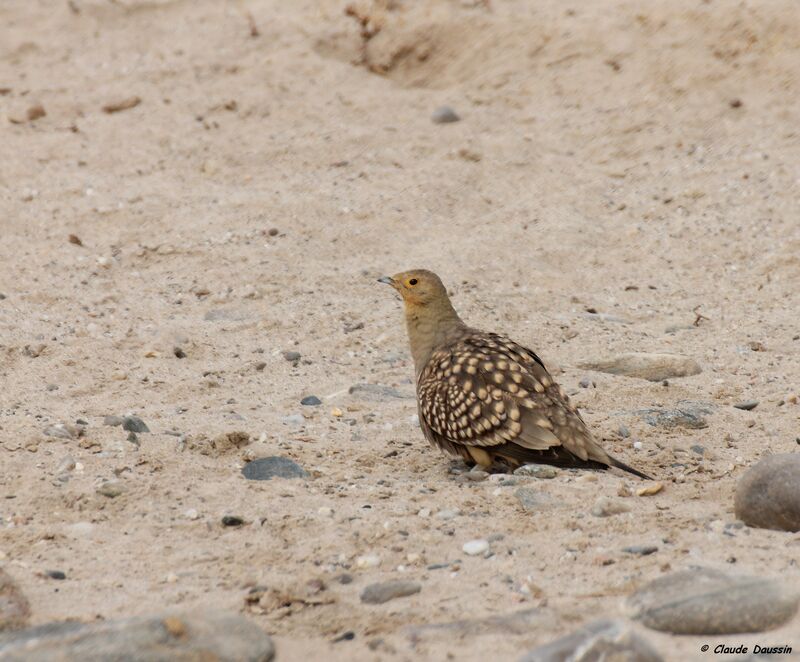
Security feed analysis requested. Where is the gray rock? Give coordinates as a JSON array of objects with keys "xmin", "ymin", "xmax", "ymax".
[
  {"xmin": 431, "ymin": 106, "xmax": 460, "ymax": 123},
  {"xmin": 96, "ymin": 481, "xmax": 126, "ymax": 498},
  {"xmin": 514, "ymin": 465, "xmax": 558, "ymax": 479},
  {"xmin": 623, "ymin": 545, "xmax": 658, "ymax": 556},
  {"xmin": 733, "ymin": 400, "xmax": 759, "ymax": 411},
  {"xmin": 348, "ymin": 383, "xmax": 414, "ymax": 400},
  {"xmin": 0, "ymin": 610, "xmax": 275, "ymax": 661},
  {"xmin": 407, "ymin": 608, "xmax": 550, "ymax": 643},
  {"xmin": 735, "ymin": 453, "xmax": 800, "ymax": 532},
  {"xmin": 242, "ymin": 457, "xmax": 308, "ymax": 481},
  {"xmin": 579, "ymin": 353, "xmax": 702, "ymax": 382},
  {"xmin": 300, "ymin": 395, "xmax": 321, "ymax": 406},
  {"xmin": 282, "ymin": 350, "xmax": 301, "ymax": 362},
  {"xmin": 591, "ymin": 497, "xmax": 631, "ymax": 517},
  {"xmin": 0, "ymin": 569, "xmax": 30, "ymax": 631},
  {"xmin": 360, "ymin": 580, "xmax": 421, "ymax": 604},
  {"xmin": 635, "ymin": 401, "xmax": 713, "ymax": 429},
  {"xmin": 519, "ymin": 619, "xmax": 662, "ymax": 662},
  {"xmin": 626, "ymin": 568, "xmax": 800, "ymax": 634},
  {"xmin": 514, "ymin": 487, "xmax": 555, "ymax": 513},
  {"xmin": 103, "ymin": 415, "xmax": 125, "ymax": 427},
  {"xmin": 122, "ymin": 416, "xmax": 149, "ymax": 433}
]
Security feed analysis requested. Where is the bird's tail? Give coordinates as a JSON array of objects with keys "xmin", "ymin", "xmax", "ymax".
[{"xmin": 610, "ymin": 456, "xmax": 653, "ymax": 480}]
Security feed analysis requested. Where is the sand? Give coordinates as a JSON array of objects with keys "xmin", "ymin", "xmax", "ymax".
[{"xmin": 1, "ymin": 0, "xmax": 799, "ymax": 659}]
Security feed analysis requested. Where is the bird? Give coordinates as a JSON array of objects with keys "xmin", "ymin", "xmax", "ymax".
[{"xmin": 378, "ymin": 269, "xmax": 651, "ymax": 480}]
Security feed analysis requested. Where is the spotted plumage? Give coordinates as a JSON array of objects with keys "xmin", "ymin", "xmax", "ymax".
[{"xmin": 379, "ymin": 269, "xmax": 651, "ymax": 479}]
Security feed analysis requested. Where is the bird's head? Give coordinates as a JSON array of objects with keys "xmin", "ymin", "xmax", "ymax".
[{"xmin": 378, "ymin": 269, "xmax": 449, "ymax": 308}]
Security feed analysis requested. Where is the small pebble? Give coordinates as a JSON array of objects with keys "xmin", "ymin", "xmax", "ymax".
[
  {"xmin": 122, "ymin": 415, "xmax": 149, "ymax": 433},
  {"xmin": 45, "ymin": 570, "xmax": 66, "ymax": 580},
  {"xmin": 360, "ymin": 580, "xmax": 421, "ymax": 604},
  {"xmin": 514, "ymin": 464, "xmax": 558, "ymax": 479},
  {"xmin": 355, "ymin": 554, "xmax": 381, "ymax": 569},
  {"xmin": 242, "ymin": 456, "xmax": 308, "ymax": 480},
  {"xmin": 184, "ymin": 509, "xmax": 200, "ymax": 520},
  {"xmin": 283, "ymin": 350, "xmax": 301, "ymax": 362},
  {"xmin": 431, "ymin": 106, "xmax": 460, "ymax": 123},
  {"xmin": 462, "ymin": 539, "xmax": 489, "ymax": 556},
  {"xmin": 623, "ymin": 545, "xmax": 658, "ymax": 556},
  {"xmin": 173, "ymin": 346, "xmax": 187, "ymax": 359},
  {"xmin": 733, "ymin": 400, "xmax": 759, "ymax": 411},
  {"xmin": 221, "ymin": 515, "xmax": 244, "ymax": 527},
  {"xmin": 96, "ymin": 481, "xmax": 125, "ymax": 498},
  {"xmin": 301, "ymin": 395, "xmax": 322, "ymax": 406},
  {"xmin": 591, "ymin": 497, "xmax": 631, "ymax": 518}
]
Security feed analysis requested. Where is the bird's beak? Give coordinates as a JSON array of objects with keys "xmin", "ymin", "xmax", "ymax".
[{"xmin": 377, "ymin": 276, "xmax": 395, "ymax": 287}]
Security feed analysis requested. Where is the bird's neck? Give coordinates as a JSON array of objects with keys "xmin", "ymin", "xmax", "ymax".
[{"xmin": 404, "ymin": 302, "xmax": 466, "ymax": 377}]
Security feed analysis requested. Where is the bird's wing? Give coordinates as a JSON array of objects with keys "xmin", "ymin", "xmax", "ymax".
[{"xmin": 417, "ymin": 332, "xmax": 608, "ymax": 464}]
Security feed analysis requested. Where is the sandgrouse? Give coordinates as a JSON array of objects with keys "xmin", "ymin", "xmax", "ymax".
[{"xmin": 379, "ymin": 269, "xmax": 650, "ymax": 479}]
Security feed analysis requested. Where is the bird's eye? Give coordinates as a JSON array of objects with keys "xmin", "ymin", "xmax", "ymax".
[{"xmin": 408, "ymin": 278, "xmax": 418, "ymax": 286}]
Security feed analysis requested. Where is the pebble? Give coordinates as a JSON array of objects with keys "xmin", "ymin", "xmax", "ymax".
[
  {"xmin": 734, "ymin": 453, "xmax": 800, "ymax": 532},
  {"xmin": 45, "ymin": 570, "xmax": 66, "ymax": 580},
  {"xmin": 578, "ymin": 378, "xmax": 593, "ymax": 388},
  {"xmin": 591, "ymin": 497, "xmax": 631, "ymax": 517},
  {"xmin": 360, "ymin": 580, "xmax": 421, "ymax": 604},
  {"xmin": 44, "ymin": 424, "xmax": 78, "ymax": 440},
  {"xmin": 184, "ymin": 509, "xmax": 200, "ymax": 520},
  {"xmin": 578, "ymin": 352, "xmax": 702, "ymax": 382},
  {"xmin": 0, "ymin": 568, "xmax": 30, "ymax": 630},
  {"xmin": 0, "ymin": 610, "xmax": 275, "ymax": 660},
  {"xmin": 622, "ymin": 545, "xmax": 658, "ymax": 556},
  {"xmin": 221, "ymin": 516, "xmax": 244, "ymax": 527},
  {"xmin": 520, "ymin": 619, "xmax": 662, "ymax": 662},
  {"xmin": 635, "ymin": 401, "xmax": 712, "ymax": 429},
  {"xmin": 355, "ymin": 554, "xmax": 381, "ymax": 569},
  {"xmin": 300, "ymin": 395, "xmax": 322, "ymax": 406},
  {"xmin": 282, "ymin": 414, "xmax": 305, "ymax": 426},
  {"xmin": 626, "ymin": 567, "xmax": 800, "ymax": 634},
  {"xmin": 122, "ymin": 416, "xmax": 149, "ymax": 433},
  {"xmin": 242, "ymin": 456, "xmax": 308, "ymax": 481},
  {"xmin": 733, "ymin": 400, "xmax": 759, "ymax": 411},
  {"xmin": 103, "ymin": 415, "xmax": 125, "ymax": 427},
  {"xmin": 283, "ymin": 351, "xmax": 301, "ymax": 362},
  {"xmin": 462, "ymin": 539, "xmax": 489, "ymax": 556},
  {"xmin": 431, "ymin": 106, "xmax": 460, "ymax": 123},
  {"xmin": 96, "ymin": 481, "xmax": 126, "ymax": 498},
  {"xmin": 514, "ymin": 464, "xmax": 558, "ymax": 479}
]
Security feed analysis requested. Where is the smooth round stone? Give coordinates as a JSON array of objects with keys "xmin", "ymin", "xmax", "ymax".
[
  {"xmin": 360, "ymin": 580, "xmax": 421, "ymax": 604},
  {"xmin": 300, "ymin": 395, "xmax": 321, "ymax": 406},
  {"xmin": 626, "ymin": 568, "xmax": 800, "ymax": 635},
  {"xmin": 462, "ymin": 539, "xmax": 489, "ymax": 556},
  {"xmin": 734, "ymin": 453, "xmax": 800, "ymax": 532},
  {"xmin": 431, "ymin": 106, "xmax": 460, "ymax": 124},
  {"xmin": 242, "ymin": 457, "xmax": 308, "ymax": 481}
]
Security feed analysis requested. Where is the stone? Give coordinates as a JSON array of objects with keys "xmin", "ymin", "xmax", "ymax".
[
  {"xmin": 0, "ymin": 610, "xmax": 275, "ymax": 661},
  {"xmin": 462, "ymin": 539, "xmax": 489, "ymax": 556},
  {"xmin": 122, "ymin": 416, "xmax": 149, "ymax": 434},
  {"xmin": 431, "ymin": 106, "xmax": 460, "ymax": 123},
  {"xmin": 242, "ymin": 456, "xmax": 308, "ymax": 481},
  {"xmin": 514, "ymin": 465, "xmax": 558, "ymax": 479},
  {"xmin": 221, "ymin": 516, "xmax": 244, "ymax": 527},
  {"xmin": 519, "ymin": 619, "xmax": 662, "ymax": 662},
  {"xmin": 591, "ymin": 497, "xmax": 631, "ymax": 517},
  {"xmin": 96, "ymin": 481, "xmax": 126, "ymax": 498},
  {"xmin": 0, "ymin": 569, "xmax": 30, "ymax": 631},
  {"xmin": 578, "ymin": 353, "xmax": 702, "ymax": 382},
  {"xmin": 282, "ymin": 350, "xmax": 301, "ymax": 362},
  {"xmin": 626, "ymin": 568, "xmax": 800, "ymax": 634},
  {"xmin": 45, "ymin": 571, "xmax": 66, "ymax": 580},
  {"xmin": 734, "ymin": 453, "xmax": 800, "ymax": 532},
  {"xmin": 635, "ymin": 401, "xmax": 713, "ymax": 429},
  {"xmin": 622, "ymin": 545, "xmax": 658, "ymax": 556},
  {"xmin": 300, "ymin": 395, "xmax": 322, "ymax": 406},
  {"xmin": 733, "ymin": 400, "xmax": 759, "ymax": 411},
  {"xmin": 360, "ymin": 580, "xmax": 421, "ymax": 604},
  {"xmin": 348, "ymin": 383, "xmax": 414, "ymax": 401}
]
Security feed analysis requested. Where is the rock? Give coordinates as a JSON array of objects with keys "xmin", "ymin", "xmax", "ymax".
[
  {"xmin": 221, "ymin": 516, "xmax": 244, "ymax": 527},
  {"xmin": 0, "ymin": 610, "xmax": 275, "ymax": 661},
  {"xmin": 734, "ymin": 400, "xmax": 759, "ymax": 411},
  {"xmin": 514, "ymin": 465, "xmax": 558, "ymax": 479},
  {"xmin": 0, "ymin": 569, "xmax": 30, "ymax": 631},
  {"xmin": 431, "ymin": 106, "xmax": 460, "ymax": 123},
  {"xmin": 348, "ymin": 383, "xmax": 414, "ymax": 400},
  {"xmin": 242, "ymin": 456, "xmax": 308, "ymax": 481},
  {"xmin": 122, "ymin": 416, "xmax": 149, "ymax": 433},
  {"xmin": 101, "ymin": 96, "xmax": 141, "ymax": 113},
  {"xmin": 360, "ymin": 580, "xmax": 421, "ymax": 604},
  {"xmin": 579, "ymin": 353, "xmax": 702, "ymax": 382},
  {"xmin": 591, "ymin": 497, "xmax": 631, "ymax": 517},
  {"xmin": 96, "ymin": 481, "xmax": 126, "ymax": 498},
  {"xmin": 626, "ymin": 568, "xmax": 800, "ymax": 634},
  {"xmin": 45, "ymin": 570, "xmax": 66, "ymax": 580},
  {"xmin": 519, "ymin": 619, "xmax": 662, "ymax": 662},
  {"xmin": 187, "ymin": 431, "xmax": 250, "ymax": 457},
  {"xmin": 282, "ymin": 414, "xmax": 305, "ymax": 426},
  {"xmin": 622, "ymin": 545, "xmax": 658, "ymax": 556},
  {"xmin": 103, "ymin": 415, "xmax": 124, "ymax": 427},
  {"xmin": 44, "ymin": 424, "xmax": 80, "ymax": 439},
  {"xmin": 173, "ymin": 346, "xmax": 187, "ymax": 359},
  {"xmin": 734, "ymin": 453, "xmax": 800, "ymax": 532},
  {"xmin": 282, "ymin": 350, "xmax": 301, "ymax": 362},
  {"xmin": 300, "ymin": 395, "xmax": 322, "ymax": 406},
  {"xmin": 514, "ymin": 487, "xmax": 555, "ymax": 513},
  {"xmin": 635, "ymin": 401, "xmax": 713, "ymax": 429},
  {"xmin": 407, "ymin": 608, "xmax": 550, "ymax": 643},
  {"xmin": 355, "ymin": 554, "xmax": 381, "ymax": 569},
  {"xmin": 462, "ymin": 539, "xmax": 489, "ymax": 556}
]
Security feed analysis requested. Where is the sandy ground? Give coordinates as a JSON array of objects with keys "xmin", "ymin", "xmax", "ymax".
[{"xmin": 2, "ymin": 0, "xmax": 800, "ymax": 659}]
